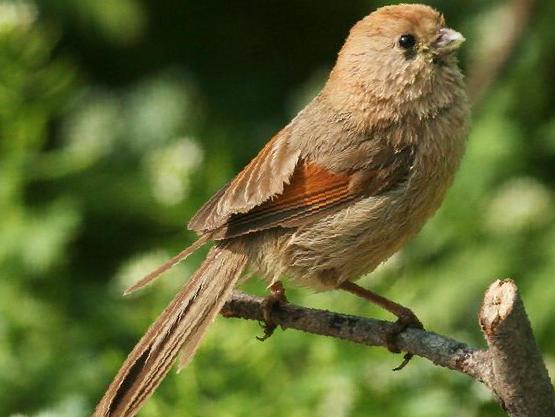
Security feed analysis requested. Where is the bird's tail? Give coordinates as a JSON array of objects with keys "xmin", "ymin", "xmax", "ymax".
[{"xmin": 94, "ymin": 241, "xmax": 248, "ymax": 417}]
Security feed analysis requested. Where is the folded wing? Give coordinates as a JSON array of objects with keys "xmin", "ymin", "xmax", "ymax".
[{"xmin": 189, "ymin": 128, "xmax": 415, "ymax": 240}]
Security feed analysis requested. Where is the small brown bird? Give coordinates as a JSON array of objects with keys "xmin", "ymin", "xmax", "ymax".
[{"xmin": 94, "ymin": 4, "xmax": 469, "ymax": 416}]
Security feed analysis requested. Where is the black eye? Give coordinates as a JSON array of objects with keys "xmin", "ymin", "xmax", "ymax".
[{"xmin": 399, "ymin": 34, "xmax": 416, "ymax": 49}]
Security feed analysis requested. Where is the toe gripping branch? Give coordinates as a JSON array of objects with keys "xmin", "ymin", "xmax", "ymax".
[
  {"xmin": 254, "ymin": 280, "xmax": 423, "ymax": 371},
  {"xmin": 257, "ymin": 282, "xmax": 288, "ymax": 341},
  {"xmin": 339, "ymin": 281, "xmax": 424, "ymax": 371}
]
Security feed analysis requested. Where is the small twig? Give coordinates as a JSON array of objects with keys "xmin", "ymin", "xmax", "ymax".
[{"xmin": 221, "ymin": 279, "xmax": 555, "ymax": 417}]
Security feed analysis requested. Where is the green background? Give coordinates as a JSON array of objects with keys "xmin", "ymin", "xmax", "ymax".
[{"xmin": 1, "ymin": 0, "xmax": 554, "ymax": 416}]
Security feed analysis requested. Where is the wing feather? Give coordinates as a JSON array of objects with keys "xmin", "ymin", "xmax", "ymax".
[
  {"xmin": 212, "ymin": 161, "xmax": 355, "ymax": 239},
  {"xmin": 188, "ymin": 128, "xmax": 300, "ymax": 233},
  {"xmin": 189, "ymin": 128, "xmax": 415, "ymax": 240}
]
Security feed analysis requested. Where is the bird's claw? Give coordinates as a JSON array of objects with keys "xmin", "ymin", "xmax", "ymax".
[
  {"xmin": 256, "ymin": 282, "xmax": 287, "ymax": 341},
  {"xmin": 384, "ymin": 309, "xmax": 423, "ymax": 371}
]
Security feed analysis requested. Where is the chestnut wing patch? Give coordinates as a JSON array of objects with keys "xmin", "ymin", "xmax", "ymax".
[
  {"xmin": 190, "ymin": 130, "xmax": 415, "ymax": 240},
  {"xmin": 188, "ymin": 128, "xmax": 300, "ymax": 234},
  {"xmin": 212, "ymin": 145, "xmax": 415, "ymax": 239},
  {"xmin": 216, "ymin": 161, "xmax": 356, "ymax": 239}
]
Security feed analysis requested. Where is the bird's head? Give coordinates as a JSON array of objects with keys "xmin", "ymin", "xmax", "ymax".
[{"xmin": 327, "ymin": 4, "xmax": 465, "ymax": 104}]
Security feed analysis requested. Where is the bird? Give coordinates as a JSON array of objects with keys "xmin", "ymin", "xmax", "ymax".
[{"xmin": 94, "ymin": 4, "xmax": 469, "ymax": 416}]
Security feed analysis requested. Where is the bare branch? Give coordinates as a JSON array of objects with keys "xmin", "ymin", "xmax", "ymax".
[
  {"xmin": 221, "ymin": 280, "xmax": 555, "ymax": 417},
  {"xmin": 221, "ymin": 291, "xmax": 492, "ymax": 378},
  {"xmin": 479, "ymin": 279, "xmax": 555, "ymax": 416}
]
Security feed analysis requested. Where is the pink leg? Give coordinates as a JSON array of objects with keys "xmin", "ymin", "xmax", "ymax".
[{"xmin": 339, "ymin": 281, "xmax": 423, "ymax": 370}]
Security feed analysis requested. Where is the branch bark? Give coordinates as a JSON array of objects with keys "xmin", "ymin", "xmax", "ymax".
[
  {"xmin": 221, "ymin": 279, "xmax": 555, "ymax": 417},
  {"xmin": 480, "ymin": 280, "xmax": 555, "ymax": 416}
]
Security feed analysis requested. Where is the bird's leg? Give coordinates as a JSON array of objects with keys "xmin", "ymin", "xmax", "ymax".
[
  {"xmin": 339, "ymin": 281, "xmax": 423, "ymax": 370},
  {"xmin": 257, "ymin": 281, "xmax": 288, "ymax": 341}
]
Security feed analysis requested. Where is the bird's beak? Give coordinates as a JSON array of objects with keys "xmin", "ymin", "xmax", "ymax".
[{"xmin": 433, "ymin": 28, "xmax": 465, "ymax": 54}]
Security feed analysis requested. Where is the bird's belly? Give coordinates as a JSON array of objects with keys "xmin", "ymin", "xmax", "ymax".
[
  {"xmin": 280, "ymin": 195, "xmax": 410, "ymax": 289},
  {"xmin": 280, "ymin": 175, "xmax": 449, "ymax": 289},
  {"xmin": 247, "ymin": 158, "xmax": 457, "ymax": 291}
]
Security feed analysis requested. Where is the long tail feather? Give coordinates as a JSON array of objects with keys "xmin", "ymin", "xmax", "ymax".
[
  {"xmin": 94, "ymin": 242, "xmax": 248, "ymax": 417},
  {"xmin": 123, "ymin": 235, "xmax": 210, "ymax": 296}
]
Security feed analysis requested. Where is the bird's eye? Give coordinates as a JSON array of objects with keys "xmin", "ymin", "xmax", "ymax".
[{"xmin": 398, "ymin": 34, "xmax": 416, "ymax": 49}]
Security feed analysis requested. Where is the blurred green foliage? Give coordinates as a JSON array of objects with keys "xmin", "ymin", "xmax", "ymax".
[{"xmin": 1, "ymin": 0, "xmax": 554, "ymax": 416}]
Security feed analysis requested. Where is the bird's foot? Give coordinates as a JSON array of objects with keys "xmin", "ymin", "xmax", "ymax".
[
  {"xmin": 257, "ymin": 282, "xmax": 288, "ymax": 341},
  {"xmin": 338, "ymin": 281, "xmax": 423, "ymax": 371},
  {"xmin": 384, "ymin": 308, "xmax": 424, "ymax": 371}
]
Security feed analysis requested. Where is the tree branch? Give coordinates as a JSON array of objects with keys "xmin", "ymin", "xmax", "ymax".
[
  {"xmin": 480, "ymin": 280, "xmax": 555, "ymax": 416},
  {"xmin": 221, "ymin": 279, "xmax": 555, "ymax": 417}
]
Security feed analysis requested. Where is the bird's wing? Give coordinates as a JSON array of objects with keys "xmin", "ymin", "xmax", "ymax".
[
  {"xmin": 189, "ymin": 129, "xmax": 415, "ymax": 240},
  {"xmin": 188, "ymin": 127, "xmax": 301, "ymax": 232}
]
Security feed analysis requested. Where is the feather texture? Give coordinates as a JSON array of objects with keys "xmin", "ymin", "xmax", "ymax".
[
  {"xmin": 94, "ymin": 243, "xmax": 248, "ymax": 417},
  {"xmin": 216, "ymin": 160, "xmax": 354, "ymax": 238},
  {"xmin": 188, "ymin": 128, "xmax": 300, "ymax": 233},
  {"xmin": 208, "ymin": 145, "xmax": 415, "ymax": 239},
  {"xmin": 124, "ymin": 235, "xmax": 211, "ymax": 295}
]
